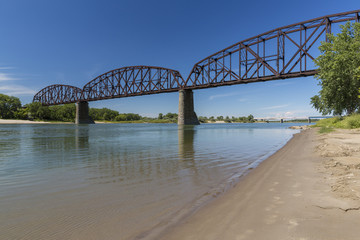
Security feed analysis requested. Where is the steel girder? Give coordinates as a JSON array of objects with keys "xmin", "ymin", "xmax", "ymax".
[
  {"xmin": 33, "ymin": 84, "xmax": 83, "ymax": 106},
  {"xmin": 184, "ymin": 9, "xmax": 360, "ymax": 89}
]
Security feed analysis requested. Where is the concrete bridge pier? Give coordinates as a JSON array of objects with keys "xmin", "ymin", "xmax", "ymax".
[
  {"xmin": 75, "ymin": 101, "xmax": 95, "ymax": 124},
  {"xmin": 178, "ymin": 89, "xmax": 200, "ymax": 125}
]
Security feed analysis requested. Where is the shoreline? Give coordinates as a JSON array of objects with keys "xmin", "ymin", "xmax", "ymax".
[
  {"xmin": 0, "ymin": 119, "xmax": 74, "ymax": 124},
  {"xmin": 0, "ymin": 119, "xmax": 52, "ymax": 124},
  {"xmin": 0, "ymin": 119, "xmax": 312, "ymax": 125},
  {"xmin": 158, "ymin": 128, "xmax": 360, "ymax": 240}
]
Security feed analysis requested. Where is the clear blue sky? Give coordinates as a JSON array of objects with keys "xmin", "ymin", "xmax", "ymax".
[{"xmin": 0, "ymin": 0, "xmax": 358, "ymax": 118}]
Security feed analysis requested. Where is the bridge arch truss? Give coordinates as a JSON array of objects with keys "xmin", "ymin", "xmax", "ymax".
[
  {"xmin": 82, "ymin": 66, "xmax": 184, "ymax": 102},
  {"xmin": 184, "ymin": 10, "xmax": 360, "ymax": 89},
  {"xmin": 33, "ymin": 84, "xmax": 83, "ymax": 106}
]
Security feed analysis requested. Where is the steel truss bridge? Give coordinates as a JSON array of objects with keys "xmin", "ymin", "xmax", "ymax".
[{"xmin": 34, "ymin": 10, "xmax": 360, "ymax": 106}]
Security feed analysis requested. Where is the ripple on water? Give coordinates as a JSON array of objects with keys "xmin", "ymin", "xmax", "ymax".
[{"xmin": 0, "ymin": 123, "xmax": 302, "ymax": 239}]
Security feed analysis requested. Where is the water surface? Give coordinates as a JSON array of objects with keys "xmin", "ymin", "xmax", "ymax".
[{"xmin": 0, "ymin": 123, "xmax": 304, "ymax": 239}]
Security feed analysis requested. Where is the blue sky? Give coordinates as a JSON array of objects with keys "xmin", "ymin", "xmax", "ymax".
[{"xmin": 0, "ymin": 0, "xmax": 358, "ymax": 118}]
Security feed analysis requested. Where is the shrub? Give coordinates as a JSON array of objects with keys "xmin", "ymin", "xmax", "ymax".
[{"xmin": 315, "ymin": 114, "xmax": 360, "ymax": 129}]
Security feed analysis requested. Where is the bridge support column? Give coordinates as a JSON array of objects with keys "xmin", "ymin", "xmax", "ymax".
[
  {"xmin": 280, "ymin": 119, "xmax": 284, "ymax": 123},
  {"xmin": 308, "ymin": 118, "xmax": 311, "ymax": 123},
  {"xmin": 75, "ymin": 101, "xmax": 95, "ymax": 124},
  {"xmin": 178, "ymin": 89, "xmax": 200, "ymax": 125}
]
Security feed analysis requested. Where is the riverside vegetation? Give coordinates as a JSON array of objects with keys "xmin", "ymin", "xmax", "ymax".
[
  {"xmin": 0, "ymin": 93, "xmax": 258, "ymax": 123},
  {"xmin": 313, "ymin": 114, "xmax": 360, "ymax": 133},
  {"xmin": 310, "ymin": 22, "xmax": 360, "ymax": 133},
  {"xmin": 0, "ymin": 95, "xmax": 178, "ymax": 123},
  {"xmin": 311, "ymin": 22, "xmax": 360, "ymax": 116}
]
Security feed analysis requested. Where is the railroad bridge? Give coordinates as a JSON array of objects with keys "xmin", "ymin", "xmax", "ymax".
[{"xmin": 33, "ymin": 10, "xmax": 360, "ymax": 124}]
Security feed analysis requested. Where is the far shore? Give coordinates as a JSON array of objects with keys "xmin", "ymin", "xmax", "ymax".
[
  {"xmin": 0, "ymin": 119, "xmax": 311, "ymax": 125},
  {"xmin": 158, "ymin": 128, "xmax": 360, "ymax": 240}
]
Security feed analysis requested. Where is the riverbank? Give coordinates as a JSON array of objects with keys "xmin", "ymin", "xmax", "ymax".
[
  {"xmin": 0, "ymin": 119, "xmax": 51, "ymax": 124},
  {"xmin": 0, "ymin": 119, "xmax": 312, "ymax": 125},
  {"xmin": 159, "ymin": 128, "xmax": 360, "ymax": 240}
]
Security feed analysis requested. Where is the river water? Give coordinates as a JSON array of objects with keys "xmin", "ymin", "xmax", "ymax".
[{"xmin": 0, "ymin": 123, "xmax": 305, "ymax": 239}]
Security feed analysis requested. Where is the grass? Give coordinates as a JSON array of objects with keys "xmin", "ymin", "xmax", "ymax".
[
  {"xmin": 318, "ymin": 126, "xmax": 335, "ymax": 133},
  {"xmin": 313, "ymin": 114, "xmax": 360, "ymax": 133}
]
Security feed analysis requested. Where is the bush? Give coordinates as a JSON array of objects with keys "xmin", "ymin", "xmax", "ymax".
[
  {"xmin": 114, "ymin": 113, "xmax": 141, "ymax": 121},
  {"xmin": 318, "ymin": 126, "xmax": 335, "ymax": 133},
  {"xmin": 89, "ymin": 108, "xmax": 119, "ymax": 121},
  {"xmin": 315, "ymin": 114, "xmax": 360, "ymax": 129},
  {"xmin": 14, "ymin": 108, "xmax": 28, "ymax": 120},
  {"xmin": 0, "ymin": 94, "xmax": 22, "ymax": 119},
  {"xmin": 314, "ymin": 117, "xmax": 341, "ymax": 128},
  {"xmin": 341, "ymin": 114, "xmax": 360, "ymax": 129}
]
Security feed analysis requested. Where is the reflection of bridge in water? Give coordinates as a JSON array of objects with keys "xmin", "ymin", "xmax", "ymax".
[
  {"xmin": 178, "ymin": 125, "xmax": 196, "ymax": 163},
  {"xmin": 20, "ymin": 125, "xmax": 200, "ymax": 191},
  {"xmin": 33, "ymin": 10, "xmax": 360, "ymax": 124}
]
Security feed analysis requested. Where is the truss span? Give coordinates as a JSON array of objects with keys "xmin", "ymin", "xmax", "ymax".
[
  {"xmin": 82, "ymin": 66, "xmax": 184, "ymax": 102},
  {"xmin": 184, "ymin": 10, "xmax": 360, "ymax": 89},
  {"xmin": 33, "ymin": 84, "xmax": 83, "ymax": 106}
]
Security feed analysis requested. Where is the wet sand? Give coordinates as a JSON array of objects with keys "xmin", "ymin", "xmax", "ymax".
[{"xmin": 159, "ymin": 128, "xmax": 360, "ymax": 240}]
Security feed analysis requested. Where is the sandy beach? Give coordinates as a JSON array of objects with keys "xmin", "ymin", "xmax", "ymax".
[
  {"xmin": 159, "ymin": 128, "xmax": 360, "ymax": 240},
  {"xmin": 0, "ymin": 119, "xmax": 51, "ymax": 124}
]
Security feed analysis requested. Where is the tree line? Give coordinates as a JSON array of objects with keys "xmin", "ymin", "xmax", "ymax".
[
  {"xmin": 0, "ymin": 94, "xmax": 258, "ymax": 124},
  {"xmin": 198, "ymin": 115, "xmax": 255, "ymax": 123},
  {"xmin": 0, "ymin": 98, "xmax": 79, "ymax": 122},
  {"xmin": 0, "ymin": 95, "xmax": 179, "ymax": 122}
]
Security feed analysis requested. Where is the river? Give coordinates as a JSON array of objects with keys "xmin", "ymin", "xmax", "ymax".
[{"xmin": 0, "ymin": 123, "xmax": 306, "ymax": 239}]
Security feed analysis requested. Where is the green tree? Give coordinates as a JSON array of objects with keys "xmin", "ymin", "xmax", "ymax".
[
  {"xmin": 164, "ymin": 112, "xmax": 178, "ymax": 120},
  {"xmin": 89, "ymin": 108, "xmax": 119, "ymax": 121},
  {"xmin": 114, "ymin": 113, "xmax": 141, "ymax": 121},
  {"xmin": 217, "ymin": 116, "xmax": 224, "ymax": 121},
  {"xmin": 158, "ymin": 113, "xmax": 163, "ymax": 119},
  {"xmin": 238, "ymin": 116, "xmax": 247, "ymax": 122},
  {"xmin": 224, "ymin": 116, "xmax": 231, "ymax": 123},
  {"xmin": 46, "ymin": 104, "xmax": 76, "ymax": 121},
  {"xmin": 247, "ymin": 114, "xmax": 255, "ymax": 123},
  {"xmin": 26, "ymin": 102, "xmax": 51, "ymax": 120},
  {"xmin": 58, "ymin": 104, "xmax": 76, "ymax": 121},
  {"xmin": 311, "ymin": 21, "xmax": 360, "ymax": 115},
  {"xmin": 114, "ymin": 114, "xmax": 126, "ymax": 121},
  {"xmin": 0, "ymin": 94, "xmax": 22, "ymax": 119},
  {"xmin": 198, "ymin": 116, "xmax": 207, "ymax": 123},
  {"xmin": 14, "ymin": 108, "xmax": 28, "ymax": 120}
]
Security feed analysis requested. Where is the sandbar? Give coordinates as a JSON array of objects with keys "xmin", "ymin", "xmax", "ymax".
[{"xmin": 0, "ymin": 119, "xmax": 54, "ymax": 124}]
